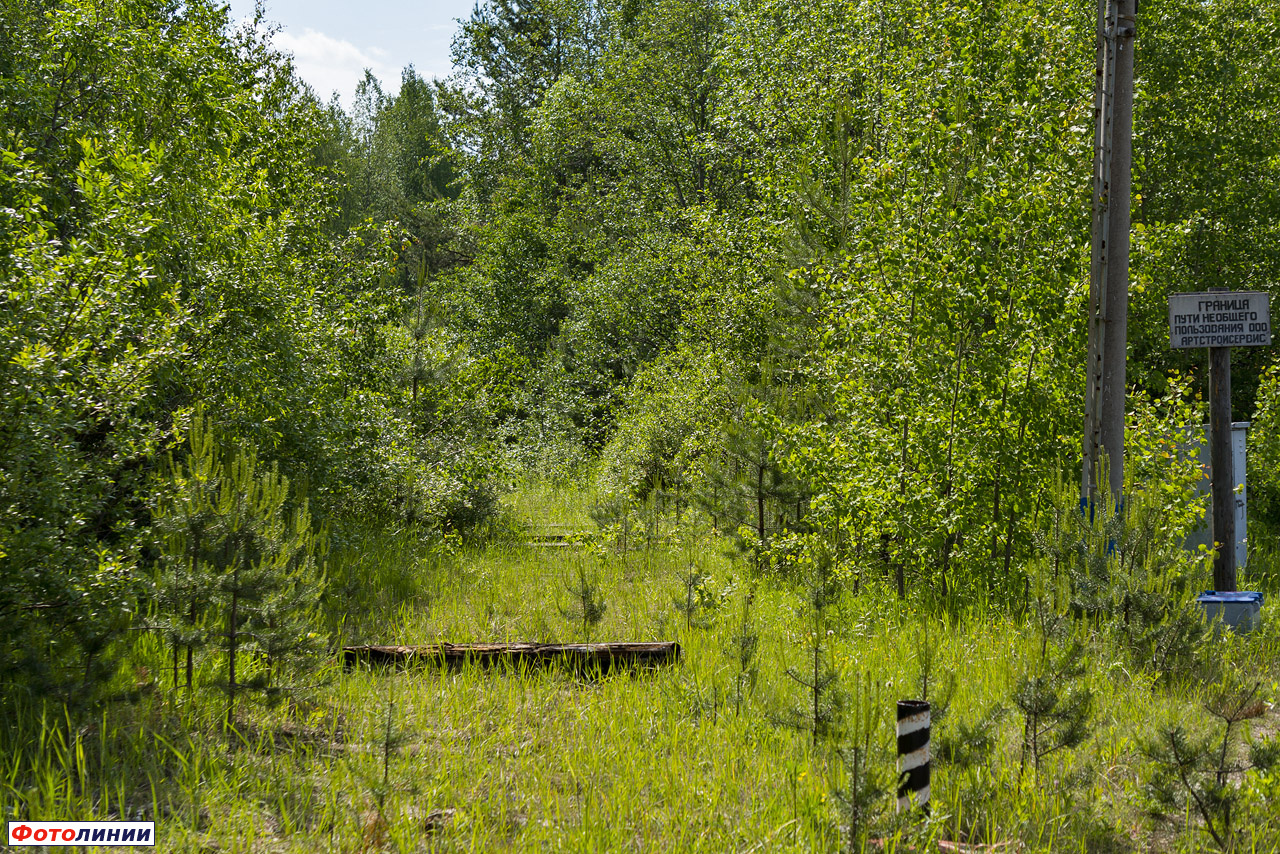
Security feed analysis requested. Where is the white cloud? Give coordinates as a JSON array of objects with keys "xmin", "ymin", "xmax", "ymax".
[{"xmin": 272, "ymin": 28, "xmax": 396, "ymax": 104}]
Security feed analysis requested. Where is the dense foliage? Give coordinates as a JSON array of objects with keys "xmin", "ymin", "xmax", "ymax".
[
  {"xmin": 435, "ymin": 0, "xmax": 1280, "ymax": 595},
  {"xmin": 0, "ymin": 0, "xmax": 491, "ymax": 697},
  {"xmin": 3, "ymin": 0, "xmax": 1280, "ymax": 699}
]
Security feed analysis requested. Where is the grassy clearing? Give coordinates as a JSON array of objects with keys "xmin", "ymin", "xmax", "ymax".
[{"xmin": 3, "ymin": 488, "xmax": 1280, "ymax": 852}]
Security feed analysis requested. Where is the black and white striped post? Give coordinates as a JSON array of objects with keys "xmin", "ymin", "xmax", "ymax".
[{"xmin": 896, "ymin": 699, "xmax": 931, "ymax": 813}]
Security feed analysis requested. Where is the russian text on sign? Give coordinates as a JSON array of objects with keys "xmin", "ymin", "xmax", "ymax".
[{"xmin": 1168, "ymin": 291, "xmax": 1271, "ymax": 349}]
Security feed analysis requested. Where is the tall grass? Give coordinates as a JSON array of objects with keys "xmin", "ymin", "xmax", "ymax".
[{"xmin": 2, "ymin": 485, "xmax": 1279, "ymax": 852}]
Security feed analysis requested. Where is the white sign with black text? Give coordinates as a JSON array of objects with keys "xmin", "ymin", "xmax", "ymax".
[{"xmin": 1168, "ymin": 291, "xmax": 1271, "ymax": 349}]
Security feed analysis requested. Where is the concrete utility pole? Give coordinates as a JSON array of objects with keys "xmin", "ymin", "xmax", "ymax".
[{"xmin": 1083, "ymin": 0, "xmax": 1136, "ymax": 503}]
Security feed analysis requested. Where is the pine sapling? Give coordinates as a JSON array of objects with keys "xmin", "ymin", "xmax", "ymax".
[
  {"xmin": 936, "ymin": 703, "xmax": 1008, "ymax": 769},
  {"xmin": 156, "ymin": 420, "xmax": 326, "ymax": 741},
  {"xmin": 1141, "ymin": 680, "xmax": 1271, "ymax": 851},
  {"xmin": 915, "ymin": 618, "xmax": 955, "ymax": 723},
  {"xmin": 727, "ymin": 590, "xmax": 759, "ymax": 715},
  {"xmin": 153, "ymin": 411, "xmax": 223, "ymax": 691},
  {"xmin": 673, "ymin": 513, "xmax": 717, "ymax": 631},
  {"xmin": 378, "ymin": 686, "xmax": 405, "ymax": 813},
  {"xmin": 673, "ymin": 561, "xmax": 717, "ymax": 631},
  {"xmin": 1012, "ymin": 552, "xmax": 1092, "ymax": 780},
  {"xmin": 589, "ymin": 495, "xmax": 633, "ymax": 562},
  {"xmin": 354, "ymin": 683, "xmax": 408, "ymax": 846},
  {"xmin": 219, "ymin": 452, "xmax": 324, "ymax": 738},
  {"xmin": 779, "ymin": 549, "xmax": 845, "ymax": 746},
  {"xmin": 1013, "ymin": 608, "xmax": 1092, "ymax": 779},
  {"xmin": 559, "ymin": 563, "xmax": 607, "ymax": 643},
  {"xmin": 833, "ymin": 671, "xmax": 886, "ymax": 851}
]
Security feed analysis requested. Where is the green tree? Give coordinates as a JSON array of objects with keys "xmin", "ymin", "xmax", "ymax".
[
  {"xmin": 0, "ymin": 140, "xmax": 182, "ymax": 698},
  {"xmin": 155, "ymin": 412, "xmax": 324, "ymax": 729},
  {"xmin": 720, "ymin": 0, "xmax": 1090, "ymax": 601},
  {"xmin": 453, "ymin": 0, "xmax": 604, "ymax": 164},
  {"xmin": 1128, "ymin": 0, "xmax": 1280, "ymax": 411},
  {"xmin": 0, "ymin": 0, "xmax": 454, "ymax": 699}
]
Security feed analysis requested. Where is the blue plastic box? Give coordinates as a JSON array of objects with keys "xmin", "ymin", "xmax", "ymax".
[{"xmin": 1195, "ymin": 591, "xmax": 1265, "ymax": 633}]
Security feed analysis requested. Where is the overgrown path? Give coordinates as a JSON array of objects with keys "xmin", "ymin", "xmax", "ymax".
[{"xmin": 4, "ymin": 486, "xmax": 1279, "ymax": 852}]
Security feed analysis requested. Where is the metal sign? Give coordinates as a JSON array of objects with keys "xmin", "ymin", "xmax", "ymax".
[{"xmin": 1168, "ymin": 291, "xmax": 1271, "ymax": 349}]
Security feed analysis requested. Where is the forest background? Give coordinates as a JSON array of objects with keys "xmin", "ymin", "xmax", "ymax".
[{"xmin": 3, "ymin": 0, "xmax": 1280, "ymax": 850}]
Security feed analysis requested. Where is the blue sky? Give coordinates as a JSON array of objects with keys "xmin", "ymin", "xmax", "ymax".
[{"xmin": 226, "ymin": 1, "xmax": 476, "ymax": 105}]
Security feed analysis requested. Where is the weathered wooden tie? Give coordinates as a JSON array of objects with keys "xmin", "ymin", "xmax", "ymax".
[
  {"xmin": 525, "ymin": 531, "xmax": 587, "ymax": 547},
  {"xmin": 527, "ymin": 537, "xmax": 577, "ymax": 548},
  {"xmin": 343, "ymin": 641, "xmax": 680, "ymax": 674}
]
